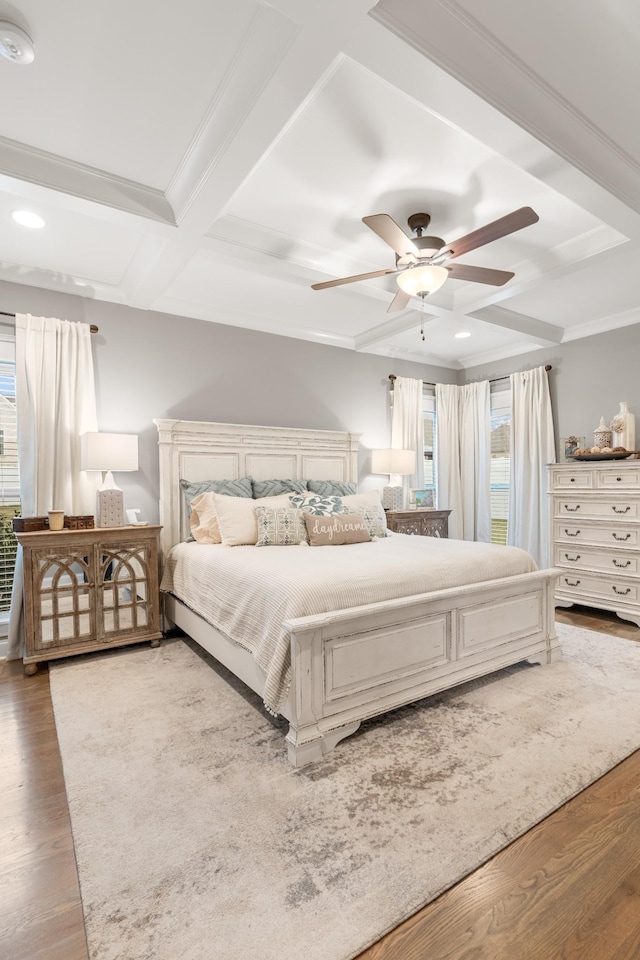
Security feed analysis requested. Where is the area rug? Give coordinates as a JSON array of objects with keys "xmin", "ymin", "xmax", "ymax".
[{"xmin": 50, "ymin": 624, "xmax": 640, "ymax": 960}]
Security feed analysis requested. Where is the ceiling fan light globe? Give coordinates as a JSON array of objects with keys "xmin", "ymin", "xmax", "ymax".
[{"xmin": 396, "ymin": 264, "xmax": 448, "ymax": 296}]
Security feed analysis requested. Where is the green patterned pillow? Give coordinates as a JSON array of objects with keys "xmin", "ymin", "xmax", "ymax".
[
  {"xmin": 288, "ymin": 494, "xmax": 345, "ymax": 516},
  {"xmin": 307, "ymin": 480, "xmax": 357, "ymax": 497},
  {"xmin": 251, "ymin": 478, "xmax": 308, "ymax": 499},
  {"xmin": 346, "ymin": 506, "xmax": 388, "ymax": 538},
  {"xmin": 255, "ymin": 506, "xmax": 308, "ymax": 546}
]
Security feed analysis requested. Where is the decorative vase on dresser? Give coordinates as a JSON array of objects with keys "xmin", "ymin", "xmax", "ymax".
[
  {"xmin": 548, "ymin": 461, "xmax": 640, "ymax": 627},
  {"xmin": 611, "ymin": 401, "xmax": 635, "ymax": 451}
]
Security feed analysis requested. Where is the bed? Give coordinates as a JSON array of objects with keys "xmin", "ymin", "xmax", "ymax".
[{"xmin": 156, "ymin": 418, "xmax": 561, "ymax": 767}]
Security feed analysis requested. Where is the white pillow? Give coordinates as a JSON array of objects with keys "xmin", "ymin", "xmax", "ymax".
[
  {"xmin": 341, "ymin": 490, "xmax": 388, "ymax": 536},
  {"xmin": 212, "ymin": 492, "xmax": 292, "ymax": 546}
]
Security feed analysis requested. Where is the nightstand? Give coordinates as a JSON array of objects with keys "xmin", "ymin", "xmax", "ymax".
[
  {"xmin": 385, "ymin": 508, "xmax": 451, "ymax": 538},
  {"xmin": 16, "ymin": 524, "xmax": 163, "ymax": 674}
]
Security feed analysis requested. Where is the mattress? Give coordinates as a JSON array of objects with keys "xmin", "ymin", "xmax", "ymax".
[{"xmin": 161, "ymin": 533, "xmax": 537, "ymax": 713}]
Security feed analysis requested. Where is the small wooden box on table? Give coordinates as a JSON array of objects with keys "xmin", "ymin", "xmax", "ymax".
[
  {"xmin": 16, "ymin": 524, "xmax": 163, "ymax": 674},
  {"xmin": 385, "ymin": 508, "xmax": 451, "ymax": 538}
]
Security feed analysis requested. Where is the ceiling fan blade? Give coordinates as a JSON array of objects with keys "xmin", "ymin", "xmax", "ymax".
[
  {"xmin": 387, "ymin": 289, "xmax": 411, "ymax": 313},
  {"xmin": 446, "ymin": 264, "xmax": 515, "ymax": 286},
  {"xmin": 363, "ymin": 214, "xmax": 419, "ymax": 258},
  {"xmin": 443, "ymin": 206, "xmax": 539, "ymax": 261},
  {"xmin": 311, "ymin": 267, "xmax": 400, "ymax": 291}
]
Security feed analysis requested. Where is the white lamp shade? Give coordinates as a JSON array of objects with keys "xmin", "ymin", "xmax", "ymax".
[
  {"xmin": 371, "ymin": 448, "xmax": 416, "ymax": 475},
  {"xmin": 80, "ymin": 432, "xmax": 138, "ymax": 472},
  {"xmin": 396, "ymin": 264, "xmax": 448, "ymax": 297}
]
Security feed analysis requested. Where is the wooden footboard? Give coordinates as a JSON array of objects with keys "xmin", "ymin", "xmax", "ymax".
[{"xmin": 165, "ymin": 567, "xmax": 561, "ymax": 767}]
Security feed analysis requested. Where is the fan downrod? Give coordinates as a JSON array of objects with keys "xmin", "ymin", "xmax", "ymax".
[
  {"xmin": 407, "ymin": 212, "xmax": 431, "ymax": 236},
  {"xmin": 407, "ymin": 212, "xmax": 445, "ymax": 257}
]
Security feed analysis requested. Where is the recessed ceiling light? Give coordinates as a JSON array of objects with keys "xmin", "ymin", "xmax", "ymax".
[
  {"xmin": 455, "ymin": 331, "xmax": 471, "ymax": 339},
  {"xmin": 12, "ymin": 210, "xmax": 45, "ymax": 229}
]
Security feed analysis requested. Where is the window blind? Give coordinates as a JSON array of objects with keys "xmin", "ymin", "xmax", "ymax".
[{"xmin": 0, "ymin": 359, "xmax": 19, "ymax": 613}]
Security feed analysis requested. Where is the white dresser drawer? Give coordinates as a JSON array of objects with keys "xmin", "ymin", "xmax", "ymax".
[
  {"xmin": 556, "ymin": 573, "xmax": 640, "ymax": 604},
  {"xmin": 554, "ymin": 498, "xmax": 640, "ymax": 521},
  {"xmin": 595, "ymin": 466, "xmax": 640, "ymax": 489},
  {"xmin": 550, "ymin": 470, "xmax": 594, "ymax": 490},
  {"xmin": 553, "ymin": 522, "xmax": 640, "ymax": 547},
  {"xmin": 554, "ymin": 546, "xmax": 640, "ymax": 577}
]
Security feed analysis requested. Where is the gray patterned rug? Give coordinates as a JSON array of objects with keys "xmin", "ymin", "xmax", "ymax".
[{"xmin": 50, "ymin": 624, "xmax": 640, "ymax": 960}]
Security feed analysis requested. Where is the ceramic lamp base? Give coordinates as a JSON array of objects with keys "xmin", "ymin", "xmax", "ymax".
[
  {"xmin": 96, "ymin": 488, "xmax": 125, "ymax": 527},
  {"xmin": 382, "ymin": 486, "xmax": 404, "ymax": 510}
]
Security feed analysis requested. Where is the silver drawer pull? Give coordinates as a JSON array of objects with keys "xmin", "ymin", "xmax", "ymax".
[
  {"xmin": 570, "ymin": 477, "xmax": 576, "ymax": 482},
  {"xmin": 564, "ymin": 529, "xmax": 581, "ymax": 537},
  {"xmin": 564, "ymin": 504, "xmax": 580, "ymax": 512},
  {"xmin": 612, "ymin": 505, "xmax": 631, "ymax": 514},
  {"xmin": 613, "ymin": 559, "xmax": 631, "ymax": 568},
  {"xmin": 613, "ymin": 586, "xmax": 631, "ymax": 596},
  {"xmin": 564, "ymin": 578, "xmax": 581, "ymax": 587},
  {"xmin": 616, "ymin": 477, "xmax": 622, "ymax": 482},
  {"xmin": 564, "ymin": 553, "xmax": 580, "ymax": 562},
  {"xmin": 613, "ymin": 532, "xmax": 631, "ymax": 541}
]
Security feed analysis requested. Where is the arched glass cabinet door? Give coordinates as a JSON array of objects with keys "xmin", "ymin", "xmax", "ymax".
[
  {"xmin": 99, "ymin": 542, "xmax": 156, "ymax": 638},
  {"xmin": 33, "ymin": 549, "xmax": 96, "ymax": 651}
]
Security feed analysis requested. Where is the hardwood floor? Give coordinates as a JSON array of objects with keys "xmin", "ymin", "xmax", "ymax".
[{"xmin": 1, "ymin": 607, "xmax": 639, "ymax": 960}]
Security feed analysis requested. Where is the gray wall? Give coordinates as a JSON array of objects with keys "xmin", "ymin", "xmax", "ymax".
[
  {"xmin": 0, "ymin": 280, "xmax": 456, "ymax": 523},
  {"xmin": 462, "ymin": 323, "xmax": 640, "ymax": 458}
]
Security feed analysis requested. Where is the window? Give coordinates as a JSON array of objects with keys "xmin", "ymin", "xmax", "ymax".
[
  {"xmin": 0, "ymin": 339, "xmax": 19, "ymax": 620},
  {"xmin": 490, "ymin": 386, "xmax": 511, "ymax": 545},
  {"xmin": 421, "ymin": 382, "xmax": 511, "ymax": 538},
  {"xmin": 422, "ymin": 387, "xmax": 436, "ymax": 498}
]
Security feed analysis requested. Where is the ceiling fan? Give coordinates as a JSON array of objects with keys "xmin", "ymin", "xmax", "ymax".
[{"xmin": 311, "ymin": 206, "xmax": 539, "ymax": 313}]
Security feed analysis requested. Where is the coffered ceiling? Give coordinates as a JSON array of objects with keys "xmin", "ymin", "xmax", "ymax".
[{"xmin": 1, "ymin": 0, "xmax": 639, "ymax": 368}]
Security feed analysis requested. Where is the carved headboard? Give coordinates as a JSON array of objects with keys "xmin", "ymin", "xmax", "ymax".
[{"xmin": 154, "ymin": 419, "xmax": 360, "ymax": 558}]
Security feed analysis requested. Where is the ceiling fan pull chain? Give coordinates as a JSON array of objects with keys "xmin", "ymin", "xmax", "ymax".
[{"xmin": 420, "ymin": 294, "xmax": 426, "ymax": 341}]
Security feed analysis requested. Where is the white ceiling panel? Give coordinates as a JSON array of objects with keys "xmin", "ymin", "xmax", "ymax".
[{"xmin": 0, "ymin": 0, "xmax": 639, "ymax": 365}]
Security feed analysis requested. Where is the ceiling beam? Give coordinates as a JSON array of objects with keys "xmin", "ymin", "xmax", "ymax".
[
  {"xmin": 123, "ymin": 0, "xmax": 377, "ymax": 309},
  {"xmin": 354, "ymin": 308, "xmax": 436, "ymax": 349},
  {"xmin": 469, "ymin": 305, "xmax": 564, "ymax": 344}
]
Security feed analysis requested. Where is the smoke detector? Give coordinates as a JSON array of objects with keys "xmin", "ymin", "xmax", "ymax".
[{"xmin": 0, "ymin": 21, "xmax": 35, "ymax": 64}]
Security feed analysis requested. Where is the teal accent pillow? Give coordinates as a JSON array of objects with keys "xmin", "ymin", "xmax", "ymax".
[
  {"xmin": 307, "ymin": 480, "xmax": 357, "ymax": 497},
  {"xmin": 180, "ymin": 477, "xmax": 253, "ymax": 539},
  {"xmin": 288, "ymin": 494, "xmax": 345, "ymax": 516},
  {"xmin": 251, "ymin": 478, "xmax": 308, "ymax": 499}
]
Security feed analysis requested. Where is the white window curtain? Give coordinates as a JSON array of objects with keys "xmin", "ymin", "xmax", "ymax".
[
  {"xmin": 435, "ymin": 382, "xmax": 491, "ymax": 541},
  {"xmin": 508, "ymin": 365, "xmax": 556, "ymax": 568},
  {"xmin": 7, "ymin": 314, "xmax": 100, "ymax": 660},
  {"xmin": 391, "ymin": 377, "xmax": 424, "ymax": 502}
]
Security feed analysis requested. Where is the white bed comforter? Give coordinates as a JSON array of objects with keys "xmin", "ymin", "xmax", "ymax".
[{"xmin": 161, "ymin": 534, "xmax": 537, "ymax": 713}]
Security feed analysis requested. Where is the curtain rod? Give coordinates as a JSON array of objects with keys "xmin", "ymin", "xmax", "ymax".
[
  {"xmin": 389, "ymin": 364, "xmax": 552, "ymax": 388},
  {"xmin": 0, "ymin": 311, "xmax": 98, "ymax": 334}
]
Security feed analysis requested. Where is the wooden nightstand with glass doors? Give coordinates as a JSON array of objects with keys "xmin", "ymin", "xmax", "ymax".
[{"xmin": 16, "ymin": 524, "xmax": 163, "ymax": 674}]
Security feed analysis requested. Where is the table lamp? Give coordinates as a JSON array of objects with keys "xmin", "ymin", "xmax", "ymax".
[
  {"xmin": 80, "ymin": 432, "xmax": 139, "ymax": 527},
  {"xmin": 371, "ymin": 448, "xmax": 416, "ymax": 510}
]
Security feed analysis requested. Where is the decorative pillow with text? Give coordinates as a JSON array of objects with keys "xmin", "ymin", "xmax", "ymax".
[{"xmin": 303, "ymin": 511, "xmax": 371, "ymax": 546}]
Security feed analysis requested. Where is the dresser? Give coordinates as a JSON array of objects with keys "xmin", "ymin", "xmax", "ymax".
[
  {"xmin": 16, "ymin": 524, "xmax": 163, "ymax": 674},
  {"xmin": 548, "ymin": 461, "xmax": 640, "ymax": 627},
  {"xmin": 385, "ymin": 508, "xmax": 451, "ymax": 538}
]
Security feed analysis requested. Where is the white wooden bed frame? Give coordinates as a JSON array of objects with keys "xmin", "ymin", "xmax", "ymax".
[{"xmin": 155, "ymin": 419, "xmax": 562, "ymax": 767}]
